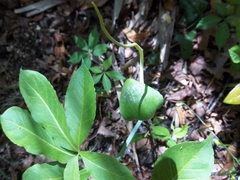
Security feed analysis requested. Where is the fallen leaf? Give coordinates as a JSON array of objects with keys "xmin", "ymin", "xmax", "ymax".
[
  {"xmin": 79, "ymin": 0, "xmax": 108, "ymax": 10},
  {"xmin": 123, "ymin": 28, "xmax": 151, "ymax": 43},
  {"xmin": 57, "ymin": 3, "xmax": 74, "ymax": 16},
  {"xmin": 167, "ymin": 86, "xmax": 196, "ymax": 101}
]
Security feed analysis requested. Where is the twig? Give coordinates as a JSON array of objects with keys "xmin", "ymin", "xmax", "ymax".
[{"xmin": 206, "ymin": 76, "xmax": 231, "ymax": 114}]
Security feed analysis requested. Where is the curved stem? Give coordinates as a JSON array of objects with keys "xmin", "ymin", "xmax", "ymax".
[
  {"xmin": 92, "ymin": 2, "xmax": 144, "ymax": 161},
  {"xmin": 92, "ymin": 2, "xmax": 144, "ymax": 83}
]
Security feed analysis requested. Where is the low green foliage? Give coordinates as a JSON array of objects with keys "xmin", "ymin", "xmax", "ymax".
[
  {"xmin": 151, "ymin": 124, "xmax": 188, "ymax": 147},
  {"xmin": 229, "ymin": 45, "xmax": 240, "ymax": 72},
  {"xmin": 68, "ymin": 26, "xmax": 108, "ymax": 68},
  {"xmin": 90, "ymin": 56, "xmax": 125, "ymax": 94},
  {"xmin": 69, "ymin": 27, "xmax": 125, "ymax": 94},
  {"xmin": 224, "ymin": 83, "xmax": 240, "ymax": 104},
  {"xmin": 174, "ymin": 30, "xmax": 196, "ymax": 60},
  {"xmin": 196, "ymin": 0, "xmax": 240, "ymax": 51},
  {"xmin": 177, "ymin": 0, "xmax": 240, "ymax": 59},
  {"xmin": 152, "ymin": 136, "xmax": 214, "ymax": 180},
  {"xmin": 175, "ymin": 0, "xmax": 208, "ymax": 60},
  {"xmin": 0, "ymin": 65, "xmax": 215, "ymax": 180},
  {"xmin": 0, "ymin": 2, "xmax": 220, "ymax": 179},
  {"xmin": 0, "ymin": 65, "xmax": 134, "ymax": 180},
  {"xmin": 179, "ymin": 0, "xmax": 208, "ymax": 24}
]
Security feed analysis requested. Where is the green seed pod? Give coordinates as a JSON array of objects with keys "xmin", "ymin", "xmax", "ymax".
[{"xmin": 120, "ymin": 78, "xmax": 164, "ymax": 121}]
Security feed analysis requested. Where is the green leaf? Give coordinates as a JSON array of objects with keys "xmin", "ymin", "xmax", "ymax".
[
  {"xmin": 152, "ymin": 136, "xmax": 214, "ymax": 180},
  {"xmin": 64, "ymin": 156, "xmax": 80, "ymax": 180},
  {"xmin": 80, "ymin": 151, "xmax": 135, "ymax": 180},
  {"xmin": 227, "ymin": 0, "xmax": 239, "ymax": 5},
  {"xmin": 82, "ymin": 54, "xmax": 92, "ymax": 69},
  {"xmin": 92, "ymin": 74, "xmax": 103, "ymax": 84},
  {"xmin": 106, "ymin": 70, "xmax": 126, "ymax": 80},
  {"xmin": 236, "ymin": 6, "xmax": 240, "ymax": 17},
  {"xmin": 186, "ymin": 30, "xmax": 197, "ymax": 41},
  {"xmin": 179, "ymin": 0, "xmax": 208, "ymax": 23},
  {"xmin": 23, "ymin": 162, "xmax": 64, "ymax": 180},
  {"xmin": 19, "ymin": 69, "xmax": 77, "ymax": 152},
  {"xmin": 151, "ymin": 126, "xmax": 170, "ymax": 139},
  {"xmin": 131, "ymin": 133, "xmax": 145, "ymax": 143},
  {"xmin": 75, "ymin": 36, "xmax": 88, "ymax": 51},
  {"xmin": 148, "ymin": 52, "xmax": 160, "ymax": 65},
  {"xmin": 88, "ymin": 26, "xmax": 99, "ymax": 49},
  {"xmin": 215, "ymin": 21, "xmax": 230, "ymax": 50},
  {"xmin": 230, "ymin": 62, "xmax": 240, "ymax": 72},
  {"xmin": 214, "ymin": 2, "xmax": 228, "ymax": 17},
  {"xmin": 236, "ymin": 23, "xmax": 240, "ymax": 42},
  {"xmin": 79, "ymin": 169, "xmax": 90, "ymax": 180},
  {"xmin": 93, "ymin": 44, "xmax": 108, "ymax": 56},
  {"xmin": 225, "ymin": 15, "xmax": 238, "ymax": 26},
  {"xmin": 229, "ymin": 45, "xmax": 240, "ymax": 63},
  {"xmin": 0, "ymin": 107, "xmax": 74, "ymax": 163},
  {"xmin": 173, "ymin": 124, "xmax": 188, "ymax": 138},
  {"xmin": 175, "ymin": 31, "xmax": 196, "ymax": 60},
  {"xmin": 102, "ymin": 74, "xmax": 111, "ymax": 94},
  {"xmin": 224, "ymin": 83, "xmax": 240, "ymax": 104},
  {"xmin": 68, "ymin": 51, "xmax": 88, "ymax": 64},
  {"xmin": 196, "ymin": 15, "xmax": 222, "ymax": 29},
  {"xmin": 65, "ymin": 65, "xmax": 96, "ymax": 148},
  {"xmin": 166, "ymin": 138, "xmax": 177, "ymax": 147},
  {"xmin": 90, "ymin": 66, "xmax": 103, "ymax": 74},
  {"xmin": 103, "ymin": 56, "xmax": 112, "ymax": 71}
]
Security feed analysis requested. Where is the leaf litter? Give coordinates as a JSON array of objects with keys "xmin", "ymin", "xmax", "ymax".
[{"xmin": 0, "ymin": 0, "xmax": 240, "ymax": 179}]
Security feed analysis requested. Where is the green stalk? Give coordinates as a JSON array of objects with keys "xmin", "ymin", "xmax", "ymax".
[
  {"xmin": 92, "ymin": 2, "xmax": 144, "ymax": 159},
  {"xmin": 92, "ymin": 2, "xmax": 144, "ymax": 83}
]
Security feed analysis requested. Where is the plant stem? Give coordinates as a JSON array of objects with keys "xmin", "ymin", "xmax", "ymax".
[
  {"xmin": 92, "ymin": 2, "xmax": 145, "ymax": 160},
  {"xmin": 92, "ymin": 2, "xmax": 144, "ymax": 83},
  {"xmin": 116, "ymin": 120, "xmax": 142, "ymax": 160}
]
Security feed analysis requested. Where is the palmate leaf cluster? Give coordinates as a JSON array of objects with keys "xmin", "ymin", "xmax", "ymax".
[
  {"xmin": 90, "ymin": 56, "xmax": 125, "ymax": 94},
  {"xmin": 68, "ymin": 26, "xmax": 125, "ymax": 94},
  {"xmin": 176, "ymin": 0, "xmax": 240, "ymax": 59},
  {"xmin": 0, "ymin": 65, "xmax": 134, "ymax": 180},
  {"xmin": 68, "ymin": 26, "xmax": 108, "ymax": 68}
]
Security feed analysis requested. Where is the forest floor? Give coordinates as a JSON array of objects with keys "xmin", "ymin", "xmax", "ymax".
[{"xmin": 0, "ymin": 0, "xmax": 240, "ymax": 179}]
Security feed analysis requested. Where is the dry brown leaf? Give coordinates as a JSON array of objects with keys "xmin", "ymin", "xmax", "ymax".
[
  {"xmin": 175, "ymin": 105, "xmax": 185, "ymax": 126},
  {"xmin": 167, "ymin": 86, "xmax": 196, "ymax": 101},
  {"xmin": 163, "ymin": 0, "xmax": 176, "ymax": 11},
  {"xmin": 219, "ymin": 144, "xmax": 237, "ymax": 174},
  {"xmin": 28, "ymin": 12, "xmax": 44, "ymax": 21},
  {"xmin": 211, "ymin": 119, "xmax": 222, "ymax": 135},
  {"xmin": 54, "ymin": 33, "xmax": 70, "ymax": 58},
  {"xmin": 50, "ymin": 73, "xmax": 61, "ymax": 86},
  {"xmin": 136, "ymin": 138, "xmax": 151, "ymax": 152},
  {"xmin": 191, "ymin": 101, "xmax": 206, "ymax": 117},
  {"xmin": 97, "ymin": 118, "xmax": 116, "ymax": 137},
  {"xmin": 79, "ymin": 0, "xmax": 108, "ymax": 10},
  {"xmin": 164, "ymin": 59, "xmax": 188, "ymax": 84},
  {"xmin": 189, "ymin": 56, "xmax": 206, "ymax": 76},
  {"xmin": 124, "ymin": 48, "xmax": 133, "ymax": 58},
  {"xmin": 57, "ymin": 3, "xmax": 74, "ymax": 16},
  {"xmin": 122, "ymin": 28, "xmax": 151, "ymax": 43},
  {"xmin": 35, "ymin": 58, "xmax": 49, "ymax": 70}
]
